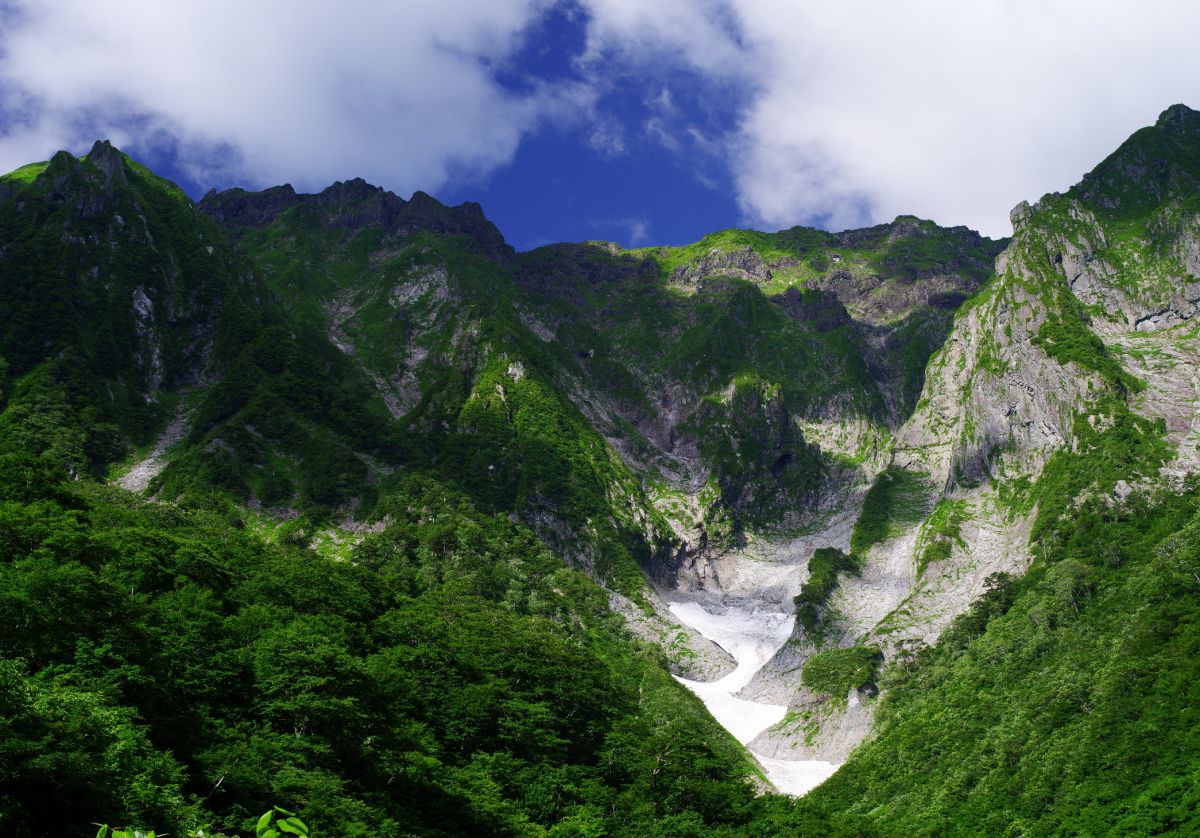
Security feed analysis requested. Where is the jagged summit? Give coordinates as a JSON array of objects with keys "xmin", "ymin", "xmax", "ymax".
[
  {"xmin": 85, "ymin": 138, "xmax": 127, "ymax": 181},
  {"xmin": 1071, "ymin": 101, "xmax": 1200, "ymax": 216},
  {"xmin": 200, "ymin": 176, "xmax": 511, "ymax": 259},
  {"xmin": 1156, "ymin": 102, "xmax": 1200, "ymax": 135}
]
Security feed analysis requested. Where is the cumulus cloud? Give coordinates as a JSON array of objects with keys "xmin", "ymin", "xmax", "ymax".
[
  {"xmin": 580, "ymin": 0, "xmax": 1200, "ymax": 237},
  {"xmin": 4, "ymin": 1, "xmax": 1200, "ymax": 239},
  {"xmin": 578, "ymin": 0, "xmax": 748, "ymax": 81},
  {"xmin": 0, "ymin": 0, "xmax": 571, "ymax": 194}
]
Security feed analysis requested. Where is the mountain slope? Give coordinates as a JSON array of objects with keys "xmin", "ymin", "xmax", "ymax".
[
  {"xmin": 193, "ymin": 174, "xmax": 1003, "ymax": 677},
  {"xmin": 0, "ymin": 149, "xmax": 776, "ymax": 836},
  {"xmin": 0, "ymin": 141, "xmax": 411, "ymax": 522},
  {"xmin": 0, "ymin": 141, "xmax": 255, "ymax": 472},
  {"xmin": 746, "ymin": 104, "xmax": 1200, "ymax": 823},
  {"xmin": 4, "ymin": 105, "xmax": 1200, "ymax": 834}
]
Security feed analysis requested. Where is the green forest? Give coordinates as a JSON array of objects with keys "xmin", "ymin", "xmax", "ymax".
[{"xmin": 4, "ymin": 106, "xmax": 1200, "ymax": 835}]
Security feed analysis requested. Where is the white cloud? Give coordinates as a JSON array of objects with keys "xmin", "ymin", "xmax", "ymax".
[
  {"xmin": 4, "ymin": 1, "xmax": 1200, "ymax": 240},
  {"xmin": 577, "ymin": 0, "xmax": 748, "ymax": 81},
  {"xmin": 0, "ymin": 0, "xmax": 563, "ymax": 194},
  {"xmin": 627, "ymin": 217, "xmax": 651, "ymax": 245},
  {"xmin": 580, "ymin": 0, "xmax": 1200, "ymax": 238},
  {"xmin": 586, "ymin": 115, "xmax": 627, "ymax": 158}
]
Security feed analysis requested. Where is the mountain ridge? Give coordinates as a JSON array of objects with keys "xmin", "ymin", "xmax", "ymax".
[{"xmin": 3, "ymin": 104, "xmax": 1200, "ymax": 834}]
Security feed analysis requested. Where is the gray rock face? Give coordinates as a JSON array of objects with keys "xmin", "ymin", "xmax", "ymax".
[
  {"xmin": 750, "ymin": 687, "xmax": 876, "ymax": 764},
  {"xmin": 671, "ymin": 246, "xmax": 773, "ymax": 285},
  {"xmin": 769, "ymin": 286, "xmax": 853, "ymax": 331},
  {"xmin": 607, "ymin": 590, "xmax": 737, "ymax": 681},
  {"xmin": 86, "ymin": 139, "xmax": 128, "ymax": 183},
  {"xmin": 1010, "ymin": 200, "xmax": 1035, "ymax": 229}
]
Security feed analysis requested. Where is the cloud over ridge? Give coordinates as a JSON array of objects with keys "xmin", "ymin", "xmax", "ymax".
[
  {"xmin": 577, "ymin": 0, "xmax": 1200, "ymax": 237},
  {"xmin": 4, "ymin": 1, "xmax": 1200, "ymax": 239},
  {"xmin": 0, "ymin": 0, "xmax": 570, "ymax": 194}
]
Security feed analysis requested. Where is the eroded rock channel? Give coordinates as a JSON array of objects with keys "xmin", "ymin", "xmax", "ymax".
[{"xmin": 664, "ymin": 532, "xmax": 844, "ymax": 795}]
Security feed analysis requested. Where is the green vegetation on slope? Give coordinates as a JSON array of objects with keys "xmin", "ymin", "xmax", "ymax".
[
  {"xmin": 915, "ymin": 498, "xmax": 967, "ymax": 574},
  {"xmin": 688, "ymin": 373, "xmax": 825, "ymax": 531},
  {"xmin": 0, "ymin": 146, "xmax": 246, "ymax": 469},
  {"xmin": 801, "ymin": 646, "xmax": 883, "ymax": 701},
  {"xmin": 850, "ymin": 466, "xmax": 929, "ymax": 557},
  {"xmin": 1033, "ymin": 310, "xmax": 1144, "ymax": 394},
  {"xmin": 219, "ymin": 207, "xmax": 670, "ymax": 595},
  {"xmin": 799, "ymin": 402, "xmax": 1198, "ymax": 833},
  {"xmin": 1070, "ymin": 104, "xmax": 1200, "ymax": 228},
  {"xmin": 0, "ymin": 161, "xmax": 48, "ymax": 186},
  {"xmin": 632, "ymin": 216, "xmax": 1002, "ymax": 301},
  {"xmin": 0, "ymin": 454, "xmax": 787, "ymax": 837},
  {"xmin": 792, "ymin": 547, "xmax": 858, "ymax": 637}
]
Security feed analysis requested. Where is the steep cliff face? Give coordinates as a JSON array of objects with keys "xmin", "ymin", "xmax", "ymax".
[
  {"xmin": 506, "ymin": 221, "xmax": 1004, "ymax": 590},
  {"xmin": 190, "ymin": 176, "xmax": 1013, "ymax": 689},
  {"xmin": 194, "ymin": 183, "xmax": 1004, "ymax": 607},
  {"xmin": 743, "ymin": 104, "xmax": 1200, "ymax": 767}
]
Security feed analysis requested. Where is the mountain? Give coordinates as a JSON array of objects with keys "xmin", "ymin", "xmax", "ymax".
[
  {"xmin": 0, "ymin": 140, "xmax": 256, "ymax": 472},
  {"xmin": 2, "ymin": 105, "xmax": 1200, "ymax": 835},
  {"xmin": 780, "ymin": 103, "xmax": 1200, "ymax": 832}
]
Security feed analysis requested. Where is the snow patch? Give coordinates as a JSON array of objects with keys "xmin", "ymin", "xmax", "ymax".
[
  {"xmin": 668, "ymin": 599, "xmax": 839, "ymax": 796},
  {"xmin": 753, "ymin": 753, "xmax": 840, "ymax": 796}
]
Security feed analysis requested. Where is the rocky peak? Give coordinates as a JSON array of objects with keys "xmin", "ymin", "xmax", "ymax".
[
  {"xmin": 1071, "ymin": 102, "xmax": 1200, "ymax": 215},
  {"xmin": 86, "ymin": 139, "xmax": 127, "ymax": 184},
  {"xmin": 320, "ymin": 177, "xmax": 381, "ymax": 203},
  {"xmin": 45, "ymin": 149, "xmax": 77, "ymax": 176},
  {"xmin": 406, "ymin": 190, "xmax": 441, "ymax": 211},
  {"xmin": 670, "ymin": 245, "xmax": 773, "ymax": 285},
  {"xmin": 1009, "ymin": 199, "xmax": 1036, "ymax": 231},
  {"xmin": 35, "ymin": 148, "xmax": 123, "ymax": 211},
  {"xmin": 1156, "ymin": 103, "xmax": 1200, "ymax": 138},
  {"xmin": 201, "ymin": 179, "xmax": 512, "ymax": 260},
  {"xmin": 885, "ymin": 215, "xmax": 925, "ymax": 240}
]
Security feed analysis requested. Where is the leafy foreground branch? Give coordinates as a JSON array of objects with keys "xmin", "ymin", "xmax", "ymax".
[{"xmin": 96, "ymin": 806, "xmax": 308, "ymax": 838}]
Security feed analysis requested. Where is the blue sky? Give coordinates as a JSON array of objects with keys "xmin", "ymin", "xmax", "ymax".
[
  {"xmin": 98, "ymin": 2, "xmax": 750, "ymax": 251},
  {"xmin": 441, "ymin": 4, "xmax": 745, "ymax": 249},
  {"xmin": 3, "ymin": 1, "xmax": 1200, "ymax": 250}
]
